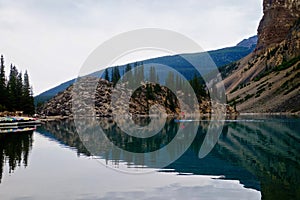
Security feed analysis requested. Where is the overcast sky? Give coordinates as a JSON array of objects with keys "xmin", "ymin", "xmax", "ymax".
[{"xmin": 0, "ymin": 0, "xmax": 263, "ymax": 95}]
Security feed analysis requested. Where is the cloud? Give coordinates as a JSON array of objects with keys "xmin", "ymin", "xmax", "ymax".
[{"xmin": 0, "ymin": 0, "xmax": 263, "ymax": 94}]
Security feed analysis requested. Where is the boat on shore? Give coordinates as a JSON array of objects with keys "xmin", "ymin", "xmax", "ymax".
[{"xmin": 0, "ymin": 117, "xmax": 41, "ymax": 133}]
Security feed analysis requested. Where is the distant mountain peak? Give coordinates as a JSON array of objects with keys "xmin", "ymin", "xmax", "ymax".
[{"xmin": 236, "ymin": 35, "xmax": 258, "ymax": 48}]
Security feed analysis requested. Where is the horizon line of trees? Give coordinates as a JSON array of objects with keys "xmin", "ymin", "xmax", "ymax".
[
  {"xmin": 0, "ymin": 55, "xmax": 35, "ymax": 115},
  {"xmin": 102, "ymin": 62, "xmax": 208, "ymax": 103}
]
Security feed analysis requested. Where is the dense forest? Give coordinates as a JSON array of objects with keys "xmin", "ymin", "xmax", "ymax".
[{"xmin": 0, "ymin": 55, "xmax": 35, "ymax": 115}]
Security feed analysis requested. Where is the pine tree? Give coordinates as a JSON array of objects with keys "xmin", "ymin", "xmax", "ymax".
[
  {"xmin": 133, "ymin": 62, "xmax": 138, "ymax": 85},
  {"xmin": 22, "ymin": 71, "xmax": 34, "ymax": 115},
  {"xmin": 175, "ymin": 74, "xmax": 181, "ymax": 89},
  {"xmin": 124, "ymin": 64, "xmax": 132, "ymax": 84},
  {"xmin": 0, "ymin": 55, "xmax": 35, "ymax": 114},
  {"xmin": 7, "ymin": 65, "xmax": 18, "ymax": 111},
  {"xmin": 140, "ymin": 63, "xmax": 145, "ymax": 82},
  {"xmin": 146, "ymin": 84, "xmax": 154, "ymax": 100},
  {"xmin": 125, "ymin": 64, "xmax": 132, "ymax": 73},
  {"xmin": 0, "ymin": 55, "xmax": 7, "ymax": 111},
  {"xmin": 112, "ymin": 66, "xmax": 121, "ymax": 86},
  {"xmin": 189, "ymin": 73, "xmax": 207, "ymax": 102},
  {"xmin": 104, "ymin": 68, "xmax": 109, "ymax": 81},
  {"xmin": 166, "ymin": 71, "xmax": 175, "ymax": 87},
  {"xmin": 165, "ymin": 90, "xmax": 176, "ymax": 113},
  {"xmin": 16, "ymin": 72, "xmax": 23, "ymax": 110},
  {"xmin": 136, "ymin": 62, "xmax": 144, "ymax": 84},
  {"xmin": 149, "ymin": 66, "xmax": 157, "ymax": 83}
]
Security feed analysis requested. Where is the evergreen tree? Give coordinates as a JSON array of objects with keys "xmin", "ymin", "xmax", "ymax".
[
  {"xmin": 0, "ymin": 55, "xmax": 35, "ymax": 114},
  {"xmin": 0, "ymin": 55, "xmax": 7, "ymax": 111},
  {"xmin": 133, "ymin": 62, "xmax": 138, "ymax": 85},
  {"xmin": 175, "ymin": 74, "xmax": 181, "ymax": 89},
  {"xmin": 112, "ymin": 66, "xmax": 121, "ymax": 86},
  {"xmin": 132, "ymin": 62, "xmax": 145, "ymax": 85},
  {"xmin": 16, "ymin": 72, "xmax": 23, "ymax": 110},
  {"xmin": 165, "ymin": 90, "xmax": 176, "ymax": 112},
  {"xmin": 189, "ymin": 73, "xmax": 207, "ymax": 102},
  {"xmin": 136, "ymin": 62, "xmax": 144, "ymax": 84},
  {"xmin": 7, "ymin": 65, "xmax": 18, "ymax": 111},
  {"xmin": 166, "ymin": 71, "xmax": 175, "ymax": 87},
  {"xmin": 154, "ymin": 83, "xmax": 161, "ymax": 93},
  {"xmin": 104, "ymin": 68, "xmax": 110, "ymax": 81},
  {"xmin": 125, "ymin": 64, "xmax": 132, "ymax": 73},
  {"xmin": 140, "ymin": 63, "xmax": 145, "ymax": 82},
  {"xmin": 149, "ymin": 66, "xmax": 157, "ymax": 82},
  {"xmin": 124, "ymin": 64, "xmax": 133, "ymax": 84},
  {"xmin": 22, "ymin": 71, "xmax": 35, "ymax": 115},
  {"xmin": 146, "ymin": 84, "xmax": 154, "ymax": 100}
]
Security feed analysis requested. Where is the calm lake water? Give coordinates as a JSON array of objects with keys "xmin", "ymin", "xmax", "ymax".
[{"xmin": 0, "ymin": 115, "xmax": 299, "ymax": 200}]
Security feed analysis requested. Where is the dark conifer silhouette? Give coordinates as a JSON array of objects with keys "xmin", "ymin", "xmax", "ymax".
[
  {"xmin": 0, "ymin": 55, "xmax": 7, "ymax": 111},
  {"xmin": 0, "ymin": 55, "xmax": 35, "ymax": 115}
]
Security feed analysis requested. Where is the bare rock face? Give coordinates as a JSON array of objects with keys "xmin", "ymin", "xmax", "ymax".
[
  {"xmin": 256, "ymin": 0, "xmax": 300, "ymax": 50},
  {"xmin": 37, "ymin": 86, "xmax": 73, "ymax": 116}
]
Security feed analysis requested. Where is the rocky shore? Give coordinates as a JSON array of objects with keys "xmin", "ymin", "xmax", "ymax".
[{"xmin": 37, "ymin": 78, "xmax": 238, "ymax": 118}]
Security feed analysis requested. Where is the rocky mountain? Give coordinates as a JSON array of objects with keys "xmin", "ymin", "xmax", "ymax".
[
  {"xmin": 236, "ymin": 35, "xmax": 258, "ymax": 49},
  {"xmin": 256, "ymin": 0, "xmax": 300, "ymax": 50},
  {"xmin": 35, "ymin": 37, "xmax": 257, "ymax": 106},
  {"xmin": 37, "ymin": 78, "xmax": 236, "ymax": 117},
  {"xmin": 224, "ymin": 0, "xmax": 300, "ymax": 113},
  {"xmin": 34, "ymin": 79, "xmax": 75, "ymax": 107}
]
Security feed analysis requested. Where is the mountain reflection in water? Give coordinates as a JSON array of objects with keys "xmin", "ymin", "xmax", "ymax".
[
  {"xmin": 0, "ymin": 116, "xmax": 298, "ymax": 199},
  {"xmin": 36, "ymin": 116, "xmax": 300, "ymax": 200}
]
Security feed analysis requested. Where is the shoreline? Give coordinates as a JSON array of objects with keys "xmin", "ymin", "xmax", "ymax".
[
  {"xmin": 38, "ymin": 112, "xmax": 299, "ymax": 122},
  {"xmin": 239, "ymin": 112, "xmax": 300, "ymax": 116}
]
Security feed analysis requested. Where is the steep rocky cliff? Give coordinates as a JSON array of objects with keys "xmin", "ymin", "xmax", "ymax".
[
  {"xmin": 224, "ymin": 0, "xmax": 300, "ymax": 113},
  {"xmin": 256, "ymin": 0, "xmax": 300, "ymax": 50}
]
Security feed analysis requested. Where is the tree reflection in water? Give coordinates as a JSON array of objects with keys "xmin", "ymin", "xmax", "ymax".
[{"xmin": 0, "ymin": 131, "xmax": 33, "ymax": 183}]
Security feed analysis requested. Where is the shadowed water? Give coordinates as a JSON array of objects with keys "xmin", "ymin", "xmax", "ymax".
[{"xmin": 0, "ymin": 115, "xmax": 299, "ymax": 199}]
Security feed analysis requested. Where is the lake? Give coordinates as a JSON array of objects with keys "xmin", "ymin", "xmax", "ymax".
[{"xmin": 0, "ymin": 115, "xmax": 299, "ymax": 200}]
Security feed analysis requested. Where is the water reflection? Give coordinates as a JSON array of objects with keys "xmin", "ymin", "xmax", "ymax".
[
  {"xmin": 0, "ymin": 131, "xmax": 33, "ymax": 183},
  {"xmin": 37, "ymin": 116, "xmax": 300, "ymax": 199},
  {"xmin": 38, "ymin": 120, "xmax": 91, "ymax": 156},
  {"xmin": 217, "ymin": 117, "xmax": 300, "ymax": 199}
]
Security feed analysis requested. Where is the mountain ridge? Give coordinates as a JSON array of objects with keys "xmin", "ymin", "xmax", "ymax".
[
  {"xmin": 35, "ymin": 37, "xmax": 257, "ymax": 106},
  {"xmin": 224, "ymin": 0, "xmax": 300, "ymax": 113},
  {"xmin": 236, "ymin": 35, "xmax": 258, "ymax": 48}
]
